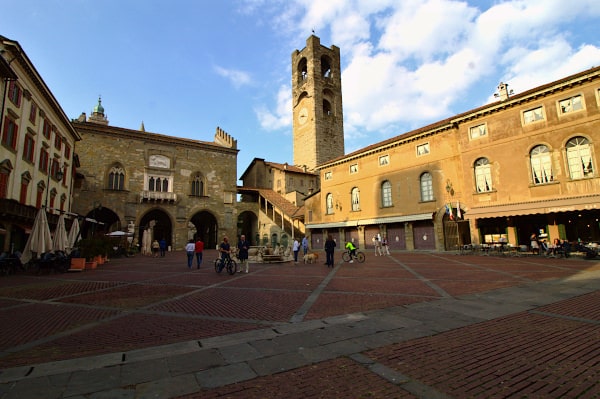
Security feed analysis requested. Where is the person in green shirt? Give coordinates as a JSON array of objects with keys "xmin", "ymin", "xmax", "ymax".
[{"xmin": 345, "ymin": 241, "xmax": 357, "ymax": 263}]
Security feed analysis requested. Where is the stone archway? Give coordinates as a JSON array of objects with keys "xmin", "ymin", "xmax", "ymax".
[
  {"xmin": 82, "ymin": 207, "xmax": 120, "ymax": 239},
  {"xmin": 237, "ymin": 210, "xmax": 258, "ymax": 245},
  {"xmin": 139, "ymin": 209, "xmax": 173, "ymax": 249},
  {"xmin": 190, "ymin": 211, "xmax": 219, "ymax": 249}
]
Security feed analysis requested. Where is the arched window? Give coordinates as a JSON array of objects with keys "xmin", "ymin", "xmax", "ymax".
[
  {"xmin": 298, "ymin": 58, "xmax": 308, "ymax": 83},
  {"xmin": 108, "ymin": 166, "xmax": 125, "ymax": 190},
  {"xmin": 323, "ymin": 99, "xmax": 332, "ymax": 115},
  {"xmin": 420, "ymin": 172, "xmax": 433, "ymax": 201},
  {"xmin": 474, "ymin": 158, "xmax": 492, "ymax": 193},
  {"xmin": 351, "ymin": 187, "xmax": 360, "ymax": 211},
  {"xmin": 381, "ymin": 181, "xmax": 392, "ymax": 207},
  {"xmin": 326, "ymin": 193, "xmax": 334, "ymax": 214},
  {"xmin": 321, "ymin": 56, "xmax": 331, "ymax": 78},
  {"xmin": 191, "ymin": 174, "xmax": 205, "ymax": 196},
  {"xmin": 530, "ymin": 145, "xmax": 553, "ymax": 184},
  {"xmin": 566, "ymin": 136, "xmax": 594, "ymax": 179}
]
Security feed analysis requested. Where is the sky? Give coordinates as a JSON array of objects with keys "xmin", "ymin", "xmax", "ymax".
[{"xmin": 2, "ymin": 0, "xmax": 600, "ymax": 183}]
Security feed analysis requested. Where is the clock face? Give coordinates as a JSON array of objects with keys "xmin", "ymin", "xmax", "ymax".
[{"xmin": 298, "ymin": 107, "xmax": 308, "ymax": 125}]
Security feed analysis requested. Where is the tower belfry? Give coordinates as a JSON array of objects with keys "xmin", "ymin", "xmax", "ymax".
[{"xmin": 292, "ymin": 35, "xmax": 344, "ymax": 170}]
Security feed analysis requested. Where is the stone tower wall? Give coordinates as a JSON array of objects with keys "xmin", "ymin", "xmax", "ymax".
[{"xmin": 292, "ymin": 35, "xmax": 344, "ymax": 170}]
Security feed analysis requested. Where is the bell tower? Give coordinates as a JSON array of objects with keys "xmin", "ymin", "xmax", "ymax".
[{"xmin": 292, "ymin": 35, "xmax": 344, "ymax": 170}]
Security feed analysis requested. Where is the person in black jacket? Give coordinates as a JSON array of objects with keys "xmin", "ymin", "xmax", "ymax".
[{"xmin": 324, "ymin": 234, "xmax": 336, "ymax": 268}]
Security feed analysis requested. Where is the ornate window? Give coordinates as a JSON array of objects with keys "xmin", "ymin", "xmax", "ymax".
[
  {"xmin": 420, "ymin": 172, "xmax": 433, "ymax": 201},
  {"xmin": 191, "ymin": 173, "xmax": 205, "ymax": 196},
  {"xmin": 381, "ymin": 181, "xmax": 392, "ymax": 207},
  {"xmin": 474, "ymin": 158, "xmax": 493, "ymax": 193},
  {"xmin": 566, "ymin": 136, "xmax": 594, "ymax": 179},
  {"xmin": 2, "ymin": 117, "xmax": 18, "ymax": 150},
  {"xmin": 530, "ymin": 145, "xmax": 553, "ymax": 184},
  {"xmin": 148, "ymin": 176, "xmax": 169, "ymax": 192},
  {"xmin": 326, "ymin": 193, "xmax": 334, "ymax": 214},
  {"xmin": 108, "ymin": 166, "xmax": 125, "ymax": 190},
  {"xmin": 351, "ymin": 187, "xmax": 360, "ymax": 211}
]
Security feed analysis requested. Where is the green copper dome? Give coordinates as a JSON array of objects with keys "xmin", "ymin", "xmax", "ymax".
[{"xmin": 93, "ymin": 96, "xmax": 104, "ymax": 114}]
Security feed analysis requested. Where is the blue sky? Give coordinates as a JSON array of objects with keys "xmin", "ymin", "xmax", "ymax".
[{"xmin": 2, "ymin": 0, "xmax": 600, "ymax": 183}]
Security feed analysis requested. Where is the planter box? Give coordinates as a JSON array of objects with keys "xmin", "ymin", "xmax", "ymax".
[
  {"xmin": 85, "ymin": 261, "xmax": 97, "ymax": 270},
  {"xmin": 69, "ymin": 258, "xmax": 86, "ymax": 272}
]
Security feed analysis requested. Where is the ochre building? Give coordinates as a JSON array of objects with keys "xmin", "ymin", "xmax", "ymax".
[{"xmin": 305, "ymin": 66, "xmax": 600, "ymax": 251}]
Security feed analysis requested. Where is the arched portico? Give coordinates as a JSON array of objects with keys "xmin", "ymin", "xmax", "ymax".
[{"xmin": 190, "ymin": 210, "xmax": 219, "ymax": 249}]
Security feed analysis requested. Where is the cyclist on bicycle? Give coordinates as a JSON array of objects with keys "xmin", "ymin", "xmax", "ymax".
[
  {"xmin": 345, "ymin": 241, "xmax": 357, "ymax": 263},
  {"xmin": 218, "ymin": 236, "xmax": 231, "ymax": 272}
]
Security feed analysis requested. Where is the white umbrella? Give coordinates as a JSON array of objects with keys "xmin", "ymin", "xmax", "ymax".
[
  {"xmin": 20, "ymin": 208, "xmax": 53, "ymax": 264},
  {"xmin": 52, "ymin": 213, "xmax": 69, "ymax": 253},
  {"xmin": 141, "ymin": 229, "xmax": 149, "ymax": 255},
  {"xmin": 67, "ymin": 218, "xmax": 80, "ymax": 254},
  {"xmin": 106, "ymin": 230, "xmax": 132, "ymax": 237}
]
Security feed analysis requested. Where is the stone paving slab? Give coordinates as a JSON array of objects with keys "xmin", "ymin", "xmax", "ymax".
[{"xmin": 0, "ymin": 250, "xmax": 598, "ymax": 398}]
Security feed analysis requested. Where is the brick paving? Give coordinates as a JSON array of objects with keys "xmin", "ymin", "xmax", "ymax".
[{"xmin": 0, "ymin": 249, "xmax": 598, "ymax": 398}]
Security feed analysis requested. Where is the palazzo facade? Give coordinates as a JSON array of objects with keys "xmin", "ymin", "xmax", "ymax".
[
  {"xmin": 304, "ymin": 66, "xmax": 600, "ymax": 251},
  {"xmin": 0, "ymin": 36, "xmax": 80, "ymax": 253},
  {"xmin": 71, "ymin": 102, "xmax": 239, "ymax": 251}
]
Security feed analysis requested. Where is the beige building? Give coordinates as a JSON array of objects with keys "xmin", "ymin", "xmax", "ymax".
[
  {"xmin": 305, "ymin": 66, "xmax": 600, "ymax": 251},
  {"xmin": 0, "ymin": 36, "xmax": 80, "ymax": 253},
  {"xmin": 238, "ymin": 159, "xmax": 317, "ymax": 247},
  {"xmin": 71, "ymin": 100, "xmax": 239, "ymax": 250}
]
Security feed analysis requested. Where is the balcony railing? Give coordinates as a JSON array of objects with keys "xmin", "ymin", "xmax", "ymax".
[{"xmin": 139, "ymin": 191, "xmax": 177, "ymax": 203}]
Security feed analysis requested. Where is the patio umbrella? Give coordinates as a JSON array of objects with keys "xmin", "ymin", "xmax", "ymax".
[
  {"xmin": 20, "ymin": 208, "xmax": 53, "ymax": 264},
  {"xmin": 67, "ymin": 218, "xmax": 80, "ymax": 254},
  {"xmin": 52, "ymin": 213, "xmax": 69, "ymax": 253},
  {"xmin": 106, "ymin": 230, "xmax": 132, "ymax": 237}
]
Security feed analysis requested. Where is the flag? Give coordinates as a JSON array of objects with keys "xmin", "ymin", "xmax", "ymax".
[
  {"xmin": 447, "ymin": 203, "xmax": 454, "ymax": 220},
  {"xmin": 456, "ymin": 201, "xmax": 461, "ymax": 219}
]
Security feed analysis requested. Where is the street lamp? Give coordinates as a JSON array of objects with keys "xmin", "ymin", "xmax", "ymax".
[{"xmin": 44, "ymin": 162, "xmax": 64, "ymax": 209}]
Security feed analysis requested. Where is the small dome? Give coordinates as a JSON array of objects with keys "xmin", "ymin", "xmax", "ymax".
[{"xmin": 93, "ymin": 96, "xmax": 104, "ymax": 114}]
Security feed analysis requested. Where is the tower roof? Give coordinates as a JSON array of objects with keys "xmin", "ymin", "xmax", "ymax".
[{"xmin": 93, "ymin": 96, "xmax": 104, "ymax": 114}]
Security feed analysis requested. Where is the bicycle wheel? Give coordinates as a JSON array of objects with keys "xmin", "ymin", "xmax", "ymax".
[
  {"xmin": 356, "ymin": 251, "xmax": 366, "ymax": 263},
  {"xmin": 342, "ymin": 251, "xmax": 351, "ymax": 262},
  {"xmin": 214, "ymin": 258, "xmax": 222, "ymax": 273},
  {"xmin": 226, "ymin": 259, "xmax": 237, "ymax": 275}
]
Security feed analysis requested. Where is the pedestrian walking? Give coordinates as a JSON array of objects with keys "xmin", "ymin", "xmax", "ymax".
[
  {"xmin": 301, "ymin": 236, "xmax": 309, "ymax": 256},
  {"xmin": 159, "ymin": 238, "xmax": 167, "ymax": 257},
  {"xmin": 237, "ymin": 234, "xmax": 250, "ymax": 273},
  {"xmin": 373, "ymin": 234, "xmax": 383, "ymax": 256},
  {"xmin": 382, "ymin": 235, "xmax": 390, "ymax": 255},
  {"xmin": 292, "ymin": 237, "xmax": 300, "ymax": 263},
  {"xmin": 194, "ymin": 237, "xmax": 204, "ymax": 269},
  {"xmin": 324, "ymin": 234, "xmax": 336, "ymax": 268},
  {"xmin": 185, "ymin": 239, "xmax": 195, "ymax": 269}
]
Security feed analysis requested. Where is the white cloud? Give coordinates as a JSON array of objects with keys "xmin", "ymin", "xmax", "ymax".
[
  {"xmin": 213, "ymin": 65, "xmax": 252, "ymax": 88},
  {"xmin": 256, "ymin": 84, "xmax": 292, "ymax": 131},
  {"xmin": 245, "ymin": 0, "xmax": 600, "ymax": 144}
]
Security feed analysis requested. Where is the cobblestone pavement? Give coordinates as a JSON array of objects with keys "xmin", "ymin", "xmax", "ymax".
[{"xmin": 0, "ymin": 250, "xmax": 598, "ymax": 398}]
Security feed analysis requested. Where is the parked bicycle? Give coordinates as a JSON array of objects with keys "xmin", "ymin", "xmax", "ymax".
[
  {"xmin": 214, "ymin": 255, "xmax": 238, "ymax": 275},
  {"xmin": 342, "ymin": 249, "xmax": 365, "ymax": 263}
]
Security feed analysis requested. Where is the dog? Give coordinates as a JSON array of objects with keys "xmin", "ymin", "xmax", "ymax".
[{"xmin": 303, "ymin": 253, "xmax": 319, "ymax": 264}]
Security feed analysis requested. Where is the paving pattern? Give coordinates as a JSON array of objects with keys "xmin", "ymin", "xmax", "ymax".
[{"xmin": 0, "ymin": 250, "xmax": 598, "ymax": 398}]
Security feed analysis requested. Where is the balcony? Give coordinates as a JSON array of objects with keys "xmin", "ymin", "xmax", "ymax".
[{"xmin": 139, "ymin": 191, "xmax": 177, "ymax": 203}]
